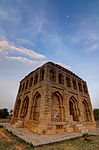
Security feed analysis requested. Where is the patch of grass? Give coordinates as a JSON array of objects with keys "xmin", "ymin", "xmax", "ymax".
[
  {"xmin": 0, "ymin": 132, "xmax": 16, "ymax": 150},
  {"xmin": 0, "ymin": 141, "xmax": 15, "ymax": 150},
  {"xmin": 24, "ymin": 143, "xmax": 34, "ymax": 150}
]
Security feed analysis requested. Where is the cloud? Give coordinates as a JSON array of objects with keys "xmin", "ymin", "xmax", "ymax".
[
  {"xmin": 16, "ymin": 38, "xmax": 35, "ymax": 46},
  {"xmin": 66, "ymin": 15, "xmax": 99, "ymax": 53},
  {"xmin": 0, "ymin": 40, "xmax": 45, "ymax": 59},
  {"xmin": 70, "ymin": 31, "xmax": 99, "ymax": 45},
  {"xmin": 4, "ymin": 55, "xmax": 71, "ymax": 71},
  {"xmin": 5, "ymin": 56, "xmax": 46, "ymax": 67},
  {"xmin": 88, "ymin": 44, "xmax": 99, "ymax": 52}
]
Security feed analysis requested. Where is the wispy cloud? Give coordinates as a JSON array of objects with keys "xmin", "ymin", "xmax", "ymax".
[
  {"xmin": 67, "ymin": 15, "xmax": 99, "ymax": 52},
  {"xmin": 70, "ymin": 31, "xmax": 99, "ymax": 45},
  {"xmin": 5, "ymin": 56, "xmax": 71, "ymax": 70},
  {"xmin": 0, "ymin": 39, "xmax": 70, "ymax": 69},
  {"xmin": 0, "ymin": 3, "xmax": 21, "ymax": 23},
  {"xmin": 88, "ymin": 44, "xmax": 99, "ymax": 52},
  {"xmin": 16, "ymin": 38, "xmax": 35, "ymax": 46},
  {"xmin": 5, "ymin": 56, "xmax": 46, "ymax": 67},
  {"xmin": 0, "ymin": 40, "xmax": 45, "ymax": 59}
]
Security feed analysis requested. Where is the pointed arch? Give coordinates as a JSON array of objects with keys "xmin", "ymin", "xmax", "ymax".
[
  {"xmin": 20, "ymin": 96, "xmax": 29, "ymax": 119},
  {"xmin": 82, "ymin": 99, "xmax": 91, "ymax": 121},
  {"xmin": 30, "ymin": 91, "xmax": 41, "ymax": 121},
  {"xmin": 69, "ymin": 96, "xmax": 80, "ymax": 121},
  {"xmin": 51, "ymin": 91, "xmax": 63, "ymax": 122}
]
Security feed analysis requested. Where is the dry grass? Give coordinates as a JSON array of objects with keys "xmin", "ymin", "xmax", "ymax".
[{"xmin": 35, "ymin": 136, "xmax": 99, "ymax": 150}]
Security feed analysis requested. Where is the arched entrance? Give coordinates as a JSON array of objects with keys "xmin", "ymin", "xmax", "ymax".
[
  {"xmin": 30, "ymin": 92, "xmax": 41, "ymax": 121},
  {"xmin": 69, "ymin": 96, "xmax": 80, "ymax": 121},
  {"xmin": 51, "ymin": 92, "xmax": 63, "ymax": 122},
  {"xmin": 82, "ymin": 100, "xmax": 91, "ymax": 121},
  {"xmin": 20, "ymin": 96, "xmax": 29, "ymax": 119}
]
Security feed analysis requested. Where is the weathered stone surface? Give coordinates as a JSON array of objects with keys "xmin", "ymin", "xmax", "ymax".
[{"xmin": 11, "ymin": 62, "xmax": 96, "ymax": 134}]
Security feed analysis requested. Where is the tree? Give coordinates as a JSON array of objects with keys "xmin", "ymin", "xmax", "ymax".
[
  {"xmin": 93, "ymin": 109, "xmax": 99, "ymax": 120},
  {"xmin": 10, "ymin": 109, "xmax": 13, "ymax": 115},
  {"xmin": 0, "ymin": 108, "xmax": 9, "ymax": 119}
]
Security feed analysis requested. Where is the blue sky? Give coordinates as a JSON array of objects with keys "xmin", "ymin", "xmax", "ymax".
[{"xmin": 0, "ymin": 0, "xmax": 99, "ymax": 111}]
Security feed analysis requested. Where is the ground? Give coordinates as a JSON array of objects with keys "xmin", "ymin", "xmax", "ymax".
[
  {"xmin": 0, "ymin": 119, "xmax": 99, "ymax": 150},
  {"xmin": 0, "ymin": 119, "xmax": 10, "ymax": 123}
]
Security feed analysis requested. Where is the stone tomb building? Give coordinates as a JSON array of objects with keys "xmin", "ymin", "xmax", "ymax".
[{"xmin": 11, "ymin": 62, "xmax": 96, "ymax": 134}]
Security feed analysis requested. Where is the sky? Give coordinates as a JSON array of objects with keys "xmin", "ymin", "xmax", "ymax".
[{"xmin": 0, "ymin": 0, "xmax": 99, "ymax": 111}]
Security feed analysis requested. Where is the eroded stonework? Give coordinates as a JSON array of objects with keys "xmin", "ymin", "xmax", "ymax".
[{"xmin": 11, "ymin": 62, "xmax": 96, "ymax": 134}]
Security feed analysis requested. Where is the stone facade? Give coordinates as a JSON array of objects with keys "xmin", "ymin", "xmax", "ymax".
[{"xmin": 11, "ymin": 62, "xmax": 96, "ymax": 134}]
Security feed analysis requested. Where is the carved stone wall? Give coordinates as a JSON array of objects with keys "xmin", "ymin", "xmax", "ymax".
[{"xmin": 11, "ymin": 62, "xmax": 96, "ymax": 134}]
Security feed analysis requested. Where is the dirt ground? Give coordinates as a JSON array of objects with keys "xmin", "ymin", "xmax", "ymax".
[{"xmin": 0, "ymin": 120, "xmax": 99, "ymax": 150}]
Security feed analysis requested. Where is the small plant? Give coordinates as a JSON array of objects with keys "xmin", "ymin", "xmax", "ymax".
[
  {"xmin": 82, "ymin": 133, "xmax": 90, "ymax": 142},
  {"xmin": 82, "ymin": 133, "xmax": 89, "ymax": 138},
  {"xmin": 29, "ymin": 142, "xmax": 34, "ymax": 147}
]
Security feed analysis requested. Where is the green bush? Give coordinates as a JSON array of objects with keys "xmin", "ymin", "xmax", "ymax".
[{"xmin": 0, "ymin": 108, "xmax": 9, "ymax": 119}]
